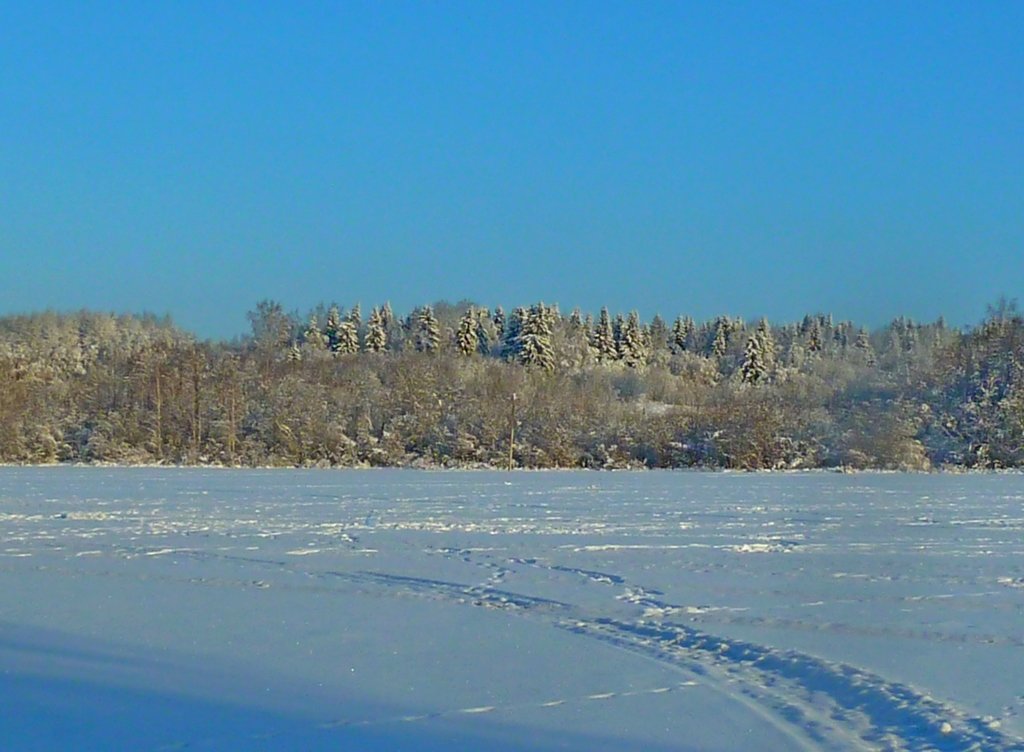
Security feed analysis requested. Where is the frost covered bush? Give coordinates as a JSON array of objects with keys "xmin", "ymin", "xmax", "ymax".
[{"xmin": 0, "ymin": 302, "xmax": 1020, "ymax": 469}]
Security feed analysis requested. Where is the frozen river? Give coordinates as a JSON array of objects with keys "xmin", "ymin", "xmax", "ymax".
[{"xmin": 2, "ymin": 468, "xmax": 1023, "ymax": 751}]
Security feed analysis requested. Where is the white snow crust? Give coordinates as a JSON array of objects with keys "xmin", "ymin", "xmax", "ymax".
[{"xmin": 2, "ymin": 468, "xmax": 1024, "ymax": 751}]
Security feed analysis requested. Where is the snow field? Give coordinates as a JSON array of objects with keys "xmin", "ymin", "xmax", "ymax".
[{"xmin": 2, "ymin": 468, "xmax": 1023, "ymax": 750}]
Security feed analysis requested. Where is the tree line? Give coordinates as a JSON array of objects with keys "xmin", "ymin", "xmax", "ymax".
[{"xmin": 0, "ymin": 298, "xmax": 1022, "ymax": 470}]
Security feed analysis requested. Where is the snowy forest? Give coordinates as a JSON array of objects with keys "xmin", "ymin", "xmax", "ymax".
[{"xmin": 1, "ymin": 299, "xmax": 1022, "ymax": 470}]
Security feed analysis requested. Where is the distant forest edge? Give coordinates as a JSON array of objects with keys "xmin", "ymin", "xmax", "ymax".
[{"xmin": 2, "ymin": 299, "xmax": 1023, "ymax": 470}]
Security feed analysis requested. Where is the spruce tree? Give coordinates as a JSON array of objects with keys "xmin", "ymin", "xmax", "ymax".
[
  {"xmin": 649, "ymin": 314, "xmax": 668, "ymax": 351},
  {"xmin": 855, "ymin": 327, "xmax": 876, "ymax": 365},
  {"xmin": 807, "ymin": 318, "xmax": 823, "ymax": 354},
  {"xmin": 415, "ymin": 306, "xmax": 441, "ymax": 353},
  {"xmin": 303, "ymin": 314, "xmax": 327, "ymax": 351},
  {"xmin": 345, "ymin": 304, "xmax": 363, "ymax": 350},
  {"xmin": 456, "ymin": 306, "xmax": 479, "ymax": 356},
  {"xmin": 503, "ymin": 307, "xmax": 525, "ymax": 360},
  {"xmin": 475, "ymin": 310, "xmax": 491, "ymax": 355},
  {"xmin": 740, "ymin": 334, "xmax": 762, "ymax": 385},
  {"xmin": 800, "ymin": 314, "xmax": 814, "ymax": 337},
  {"xmin": 325, "ymin": 305, "xmax": 342, "ymax": 353},
  {"xmin": 518, "ymin": 303, "xmax": 555, "ymax": 371},
  {"xmin": 620, "ymin": 311, "xmax": 648, "ymax": 368},
  {"xmin": 821, "ymin": 313, "xmax": 834, "ymax": 345},
  {"xmin": 740, "ymin": 318, "xmax": 775, "ymax": 385},
  {"xmin": 492, "ymin": 306, "xmax": 506, "ymax": 341},
  {"xmin": 336, "ymin": 320, "xmax": 359, "ymax": 354},
  {"xmin": 593, "ymin": 307, "xmax": 617, "ymax": 363},
  {"xmin": 758, "ymin": 318, "xmax": 777, "ymax": 366},
  {"xmin": 834, "ymin": 322, "xmax": 849, "ymax": 350},
  {"xmin": 613, "ymin": 313, "xmax": 626, "ymax": 360},
  {"xmin": 365, "ymin": 307, "xmax": 388, "ymax": 353},
  {"xmin": 711, "ymin": 318, "xmax": 729, "ymax": 360},
  {"xmin": 885, "ymin": 323, "xmax": 903, "ymax": 361},
  {"xmin": 904, "ymin": 322, "xmax": 918, "ymax": 353},
  {"xmin": 682, "ymin": 317, "xmax": 696, "ymax": 351},
  {"xmin": 671, "ymin": 315, "xmax": 697, "ymax": 354}
]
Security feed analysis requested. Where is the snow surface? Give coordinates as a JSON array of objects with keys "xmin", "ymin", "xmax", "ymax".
[{"xmin": 2, "ymin": 468, "xmax": 1024, "ymax": 751}]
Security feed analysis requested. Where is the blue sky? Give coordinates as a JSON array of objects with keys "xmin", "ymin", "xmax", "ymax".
[{"xmin": 2, "ymin": 1, "xmax": 1021, "ymax": 338}]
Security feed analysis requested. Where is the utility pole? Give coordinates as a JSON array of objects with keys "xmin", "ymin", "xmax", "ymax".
[
  {"xmin": 508, "ymin": 391, "xmax": 517, "ymax": 471},
  {"xmin": 153, "ymin": 362, "xmax": 163, "ymax": 461}
]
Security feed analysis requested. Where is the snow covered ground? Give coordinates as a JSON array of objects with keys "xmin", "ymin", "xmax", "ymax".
[{"xmin": 2, "ymin": 468, "xmax": 1023, "ymax": 751}]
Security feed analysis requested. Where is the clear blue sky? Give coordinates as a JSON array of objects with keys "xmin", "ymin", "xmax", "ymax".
[{"xmin": 2, "ymin": 1, "xmax": 1021, "ymax": 339}]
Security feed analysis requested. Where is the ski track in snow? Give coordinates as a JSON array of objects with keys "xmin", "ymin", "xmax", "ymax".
[
  {"xmin": 3, "ymin": 470, "xmax": 1024, "ymax": 751},
  {"xmin": 352, "ymin": 553, "xmax": 1024, "ymax": 752}
]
